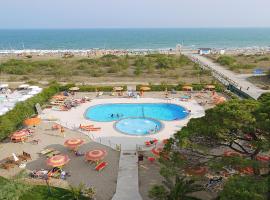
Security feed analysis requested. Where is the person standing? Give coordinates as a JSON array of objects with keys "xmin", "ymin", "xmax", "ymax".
[{"xmin": 60, "ymin": 126, "xmax": 65, "ymax": 137}]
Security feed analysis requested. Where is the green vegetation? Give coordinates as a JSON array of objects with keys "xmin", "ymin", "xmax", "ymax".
[
  {"xmin": 136, "ymin": 83, "xmax": 224, "ymax": 92},
  {"xmin": 150, "ymin": 93, "xmax": 270, "ymax": 200},
  {"xmin": 149, "ymin": 175, "xmax": 202, "ymax": 200},
  {"xmin": 209, "ymin": 54, "xmax": 270, "ymax": 74},
  {"xmin": 219, "ymin": 176, "xmax": 268, "ymax": 200},
  {"xmin": 0, "ymin": 175, "xmax": 90, "ymax": 200},
  {"xmin": 0, "ymin": 54, "xmax": 212, "ymax": 83},
  {"xmin": 0, "ymin": 84, "xmax": 61, "ymax": 140}
]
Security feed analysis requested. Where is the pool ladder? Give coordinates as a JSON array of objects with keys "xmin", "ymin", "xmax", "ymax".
[{"xmin": 142, "ymin": 106, "xmax": 145, "ymax": 118}]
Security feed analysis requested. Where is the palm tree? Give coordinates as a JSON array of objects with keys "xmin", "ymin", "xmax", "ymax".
[{"xmin": 149, "ymin": 175, "xmax": 202, "ymax": 200}]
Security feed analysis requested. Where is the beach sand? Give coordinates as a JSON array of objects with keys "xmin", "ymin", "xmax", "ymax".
[{"xmin": 0, "ymin": 122, "xmax": 119, "ymax": 200}]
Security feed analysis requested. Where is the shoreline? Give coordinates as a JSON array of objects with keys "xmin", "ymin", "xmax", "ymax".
[{"xmin": 0, "ymin": 46, "xmax": 270, "ymax": 57}]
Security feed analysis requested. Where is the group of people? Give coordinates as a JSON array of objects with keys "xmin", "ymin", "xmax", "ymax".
[{"xmin": 110, "ymin": 113, "xmax": 124, "ymax": 118}]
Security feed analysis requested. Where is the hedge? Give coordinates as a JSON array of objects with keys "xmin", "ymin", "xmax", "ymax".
[
  {"xmin": 0, "ymin": 83, "xmax": 128, "ymax": 140},
  {"xmin": 59, "ymin": 84, "xmax": 127, "ymax": 92},
  {"xmin": 136, "ymin": 84, "xmax": 224, "ymax": 92},
  {"xmin": 0, "ymin": 84, "xmax": 61, "ymax": 140}
]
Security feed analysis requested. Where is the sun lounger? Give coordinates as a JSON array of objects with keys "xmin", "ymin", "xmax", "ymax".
[
  {"xmin": 39, "ymin": 148, "xmax": 55, "ymax": 155},
  {"xmin": 18, "ymin": 152, "xmax": 31, "ymax": 161},
  {"xmin": 148, "ymin": 157, "xmax": 156, "ymax": 163},
  {"xmin": 95, "ymin": 161, "xmax": 107, "ymax": 171},
  {"xmin": 46, "ymin": 150, "xmax": 61, "ymax": 158}
]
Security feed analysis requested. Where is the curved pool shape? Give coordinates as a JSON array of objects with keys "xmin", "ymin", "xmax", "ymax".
[
  {"xmin": 115, "ymin": 118, "xmax": 162, "ymax": 136},
  {"xmin": 85, "ymin": 103, "xmax": 188, "ymax": 122}
]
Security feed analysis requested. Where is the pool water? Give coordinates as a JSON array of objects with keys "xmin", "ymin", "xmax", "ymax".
[
  {"xmin": 115, "ymin": 118, "xmax": 162, "ymax": 135},
  {"xmin": 85, "ymin": 103, "xmax": 188, "ymax": 122}
]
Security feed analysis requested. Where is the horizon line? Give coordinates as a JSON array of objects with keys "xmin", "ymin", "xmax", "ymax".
[{"xmin": 1, "ymin": 26, "xmax": 270, "ymax": 30}]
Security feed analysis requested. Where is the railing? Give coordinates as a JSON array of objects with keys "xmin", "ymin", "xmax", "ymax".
[{"xmin": 57, "ymin": 121, "xmax": 122, "ymax": 151}]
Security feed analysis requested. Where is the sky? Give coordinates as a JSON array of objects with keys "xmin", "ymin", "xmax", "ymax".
[{"xmin": 0, "ymin": 0, "xmax": 270, "ymax": 29}]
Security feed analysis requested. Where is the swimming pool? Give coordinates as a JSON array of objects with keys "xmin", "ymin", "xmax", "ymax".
[
  {"xmin": 85, "ymin": 103, "xmax": 189, "ymax": 122},
  {"xmin": 115, "ymin": 118, "xmax": 162, "ymax": 136}
]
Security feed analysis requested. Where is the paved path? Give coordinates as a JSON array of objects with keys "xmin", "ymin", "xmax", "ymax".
[
  {"xmin": 186, "ymin": 53, "xmax": 270, "ymax": 99},
  {"xmin": 112, "ymin": 150, "xmax": 142, "ymax": 200}
]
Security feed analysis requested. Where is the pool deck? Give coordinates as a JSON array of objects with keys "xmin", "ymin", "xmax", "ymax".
[
  {"xmin": 42, "ymin": 97, "xmax": 205, "ymax": 151},
  {"xmin": 41, "ymin": 97, "xmax": 205, "ymax": 200}
]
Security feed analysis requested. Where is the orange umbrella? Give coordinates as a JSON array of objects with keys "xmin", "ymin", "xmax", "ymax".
[
  {"xmin": 85, "ymin": 149, "xmax": 107, "ymax": 162},
  {"xmin": 47, "ymin": 155, "xmax": 70, "ymax": 167},
  {"xmin": 11, "ymin": 130, "xmax": 28, "ymax": 141},
  {"xmin": 182, "ymin": 86, "xmax": 193, "ymax": 91},
  {"xmin": 64, "ymin": 138, "xmax": 84, "ymax": 150},
  {"xmin": 24, "ymin": 117, "xmax": 41, "ymax": 126},
  {"xmin": 140, "ymin": 86, "xmax": 151, "ymax": 91},
  {"xmin": 52, "ymin": 95, "xmax": 66, "ymax": 100},
  {"xmin": 205, "ymin": 85, "xmax": 215, "ymax": 90}
]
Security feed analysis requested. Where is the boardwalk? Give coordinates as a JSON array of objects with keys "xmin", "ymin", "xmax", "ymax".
[{"xmin": 185, "ymin": 53, "xmax": 270, "ymax": 99}]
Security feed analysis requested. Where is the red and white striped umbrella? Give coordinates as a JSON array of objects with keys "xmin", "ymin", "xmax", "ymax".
[
  {"xmin": 64, "ymin": 138, "xmax": 84, "ymax": 150},
  {"xmin": 11, "ymin": 130, "xmax": 28, "ymax": 140},
  {"xmin": 47, "ymin": 155, "xmax": 70, "ymax": 167},
  {"xmin": 85, "ymin": 149, "xmax": 107, "ymax": 162}
]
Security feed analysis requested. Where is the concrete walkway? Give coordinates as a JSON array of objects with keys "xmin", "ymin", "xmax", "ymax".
[
  {"xmin": 112, "ymin": 150, "xmax": 142, "ymax": 200},
  {"xmin": 186, "ymin": 53, "xmax": 270, "ymax": 99}
]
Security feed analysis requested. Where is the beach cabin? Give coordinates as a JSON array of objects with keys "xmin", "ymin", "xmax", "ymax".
[{"xmin": 198, "ymin": 48, "xmax": 212, "ymax": 55}]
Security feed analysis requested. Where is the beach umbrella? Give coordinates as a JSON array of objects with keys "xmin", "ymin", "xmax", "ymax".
[
  {"xmin": 85, "ymin": 149, "xmax": 107, "ymax": 162},
  {"xmin": 24, "ymin": 117, "xmax": 41, "ymax": 126},
  {"xmin": 52, "ymin": 95, "xmax": 67, "ymax": 100},
  {"xmin": 140, "ymin": 86, "xmax": 151, "ymax": 91},
  {"xmin": 182, "ymin": 86, "xmax": 193, "ymax": 91},
  {"xmin": 64, "ymin": 138, "xmax": 84, "ymax": 150},
  {"xmin": 69, "ymin": 87, "xmax": 80, "ymax": 91},
  {"xmin": 11, "ymin": 130, "xmax": 28, "ymax": 141},
  {"xmin": 113, "ymin": 86, "xmax": 123, "ymax": 91},
  {"xmin": 205, "ymin": 85, "xmax": 215, "ymax": 90},
  {"xmin": 47, "ymin": 155, "xmax": 70, "ymax": 167}
]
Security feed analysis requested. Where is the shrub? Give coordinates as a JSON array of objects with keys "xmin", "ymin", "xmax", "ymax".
[
  {"xmin": 0, "ymin": 84, "xmax": 61, "ymax": 140},
  {"xmin": 217, "ymin": 56, "xmax": 236, "ymax": 66}
]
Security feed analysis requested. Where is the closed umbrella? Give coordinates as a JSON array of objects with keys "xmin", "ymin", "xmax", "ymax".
[
  {"xmin": 85, "ymin": 149, "xmax": 107, "ymax": 162},
  {"xmin": 47, "ymin": 155, "xmax": 70, "ymax": 167}
]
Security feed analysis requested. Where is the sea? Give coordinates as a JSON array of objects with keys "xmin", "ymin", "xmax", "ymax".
[{"xmin": 0, "ymin": 28, "xmax": 270, "ymax": 51}]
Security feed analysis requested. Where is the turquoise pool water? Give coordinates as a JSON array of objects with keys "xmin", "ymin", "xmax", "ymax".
[
  {"xmin": 115, "ymin": 118, "xmax": 162, "ymax": 136},
  {"xmin": 85, "ymin": 103, "xmax": 188, "ymax": 122}
]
